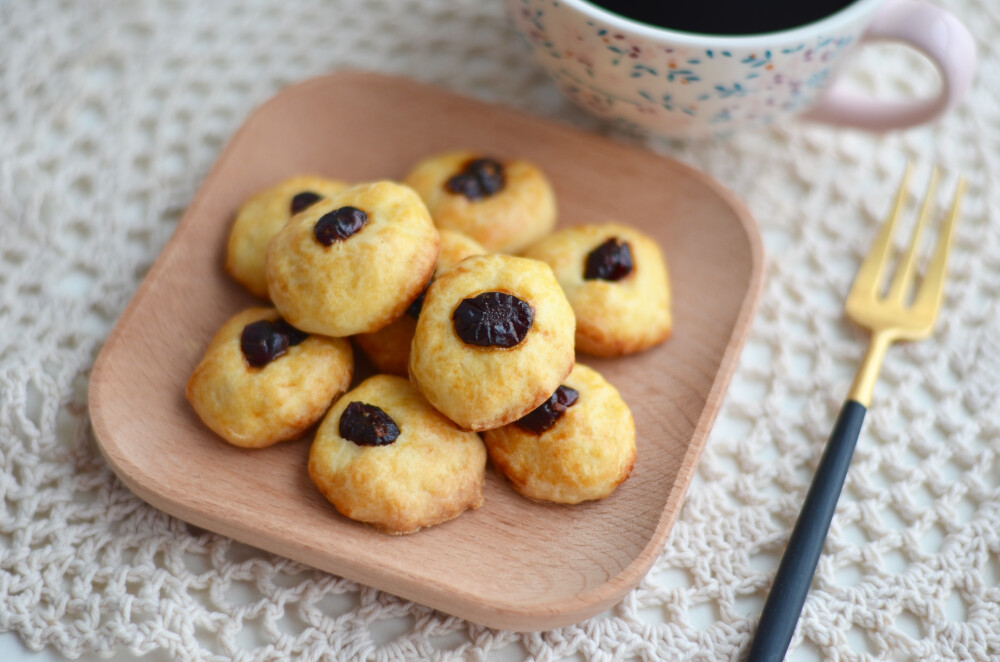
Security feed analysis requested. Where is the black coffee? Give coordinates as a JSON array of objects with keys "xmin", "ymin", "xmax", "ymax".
[{"xmin": 590, "ymin": 0, "xmax": 857, "ymax": 36}]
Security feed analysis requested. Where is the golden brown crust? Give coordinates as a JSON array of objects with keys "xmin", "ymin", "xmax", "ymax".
[
  {"xmin": 226, "ymin": 175, "xmax": 349, "ymax": 298},
  {"xmin": 482, "ymin": 363, "xmax": 636, "ymax": 504},
  {"xmin": 308, "ymin": 375, "xmax": 487, "ymax": 535},
  {"xmin": 403, "ymin": 151, "xmax": 556, "ymax": 253},
  {"xmin": 352, "ymin": 230, "xmax": 486, "ymax": 376},
  {"xmin": 433, "ymin": 229, "xmax": 488, "ymax": 276},
  {"xmin": 185, "ymin": 307, "xmax": 354, "ymax": 448},
  {"xmin": 351, "ymin": 314, "xmax": 416, "ymax": 376},
  {"xmin": 408, "ymin": 254, "xmax": 576, "ymax": 431},
  {"xmin": 575, "ymin": 319, "xmax": 673, "ymax": 358},
  {"xmin": 266, "ymin": 181, "xmax": 439, "ymax": 337},
  {"xmin": 523, "ymin": 223, "xmax": 672, "ymax": 357}
]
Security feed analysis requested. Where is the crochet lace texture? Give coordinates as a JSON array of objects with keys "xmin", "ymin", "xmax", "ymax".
[{"xmin": 2, "ymin": 0, "xmax": 999, "ymax": 659}]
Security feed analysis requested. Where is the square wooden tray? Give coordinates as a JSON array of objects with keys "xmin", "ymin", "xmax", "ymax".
[{"xmin": 89, "ymin": 71, "xmax": 764, "ymax": 631}]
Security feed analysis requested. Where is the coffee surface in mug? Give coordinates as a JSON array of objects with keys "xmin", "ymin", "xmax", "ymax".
[{"xmin": 589, "ymin": 0, "xmax": 858, "ymax": 35}]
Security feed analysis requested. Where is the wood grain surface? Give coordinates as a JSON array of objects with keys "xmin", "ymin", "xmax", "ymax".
[{"xmin": 88, "ymin": 71, "xmax": 765, "ymax": 631}]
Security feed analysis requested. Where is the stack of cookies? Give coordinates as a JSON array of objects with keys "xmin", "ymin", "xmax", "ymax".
[{"xmin": 186, "ymin": 151, "xmax": 672, "ymax": 535}]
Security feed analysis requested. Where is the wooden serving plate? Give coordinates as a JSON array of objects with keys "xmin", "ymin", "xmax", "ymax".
[{"xmin": 89, "ymin": 71, "xmax": 764, "ymax": 631}]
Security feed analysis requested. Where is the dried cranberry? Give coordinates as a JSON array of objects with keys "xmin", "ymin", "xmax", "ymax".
[
  {"xmin": 584, "ymin": 237, "xmax": 634, "ymax": 281},
  {"xmin": 445, "ymin": 158, "xmax": 505, "ymax": 201},
  {"xmin": 290, "ymin": 191, "xmax": 323, "ymax": 215},
  {"xmin": 406, "ymin": 281, "xmax": 431, "ymax": 319},
  {"xmin": 468, "ymin": 158, "xmax": 505, "ymax": 195},
  {"xmin": 446, "ymin": 173, "xmax": 480, "ymax": 199},
  {"xmin": 515, "ymin": 385, "xmax": 579, "ymax": 433},
  {"xmin": 273, "ymin": 319, "xmax": 309, "ymax": 346},
  {"xmin": 314, "ymin": 206, "xmax": 368, "ymax": 245},
  {"xmin": 339, "ymin": 402, "xmax": 400, "ymax": 446},
  {"xmin": 452, "ymin": 291, "xmax": 533, "ymax": 348},
  {"xmin": 240, "ymin": 320, "xmax": 290, "ymax": 368}
]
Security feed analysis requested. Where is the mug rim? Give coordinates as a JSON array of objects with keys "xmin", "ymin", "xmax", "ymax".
[{"xmin": 559, "ymin": 0, "xmax": 884, "ymax": 46}]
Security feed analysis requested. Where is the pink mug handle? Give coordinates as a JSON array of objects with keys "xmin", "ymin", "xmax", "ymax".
[{"xmin": 803, "ymin": 0, "xmax": 976, "ymax": 131}]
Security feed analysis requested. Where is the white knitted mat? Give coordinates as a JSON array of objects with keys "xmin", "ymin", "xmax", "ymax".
[{"xmin": 2, "ymin": 0, "xmax": 999, "ymax": 659}]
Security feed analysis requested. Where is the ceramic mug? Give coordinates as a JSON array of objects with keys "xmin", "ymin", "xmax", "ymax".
[{"xmin": 504, "ymin": 0, "xmax": 976, "ymax": 137}]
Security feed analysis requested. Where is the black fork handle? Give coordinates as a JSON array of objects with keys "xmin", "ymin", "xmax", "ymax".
[{"xmin": 746, "ymin": 400, "xmax": 868, "ymax": 662}]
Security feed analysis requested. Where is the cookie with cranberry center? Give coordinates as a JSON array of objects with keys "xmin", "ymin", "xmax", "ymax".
[
  {"xmin": 524, "ymin": 223, "xmax": 671, "ymax": 357},
  {"xmin": 483, "ymin": 363, "xmax": 635, "ymax": 504},
  {"xmin": 409, "ymin": 253, "xmax": 575, "ymax": 431},
  {"xmin": 403, "ymin": 151, "xmax": 556, "ymax": 253},
  {"xmin": 186, "ymin": 307, "xmax": 353, "ymax": 448},
  {"xmin": 308, "ymin": 375, "xmax": 487, "ymax": 535},
  {"xmin": 266, "ymin": 181, "xmax": 439, "ymax": 337}
]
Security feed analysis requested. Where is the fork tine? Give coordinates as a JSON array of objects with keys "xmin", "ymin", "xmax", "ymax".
[
  {"xmin": 851, "ymin": 163, "xmax": 912, "ymax": 297},
  {"xmin": 911, "ymin": 177, "xmax": 966, "ymax": 317},
  {"xmin": 886, "ymin": 167, "xmax": 940, "ymax": 305}
]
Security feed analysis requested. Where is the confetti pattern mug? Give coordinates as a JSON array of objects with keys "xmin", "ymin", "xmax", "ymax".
[{"xmin": 505, "ymin": 0, "xmax": 976, "ymax": 137}]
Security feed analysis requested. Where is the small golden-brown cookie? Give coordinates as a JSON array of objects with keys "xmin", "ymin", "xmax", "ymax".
[
  {"xmin": 308, "ymin": 375, "xmax": 487, "ymax": 535},
  {"xmin": 266, "ymin": 181, "xmax": 439, "ymax": 337},
  {"xmin": 186, "ymin": 307, "xmax": 353, "ymax": 448},
  {"xmin": 523, "ymin": 223, "xmax": 671, "ymax": 357},
  {"xmin": 403, "ymin": 151, "xmax": 556, "ymax": 253},
  {"xmin": 226, "ymin": 175, "xmax": 349, "ymax": 298},
  {"xmin": 353, "ymin": 229, "xmax": 486, "ymax": 375},
  {"xmin": 351, "ymin": 314, "xmax": 416, "ymax": 377},
  {"xmin": 409, "ymin": 253, "xmax": 575, "ymax": 431},
  {"xmin": 482, "ymin": 363, "xmax": 635, "ymax": 504}
]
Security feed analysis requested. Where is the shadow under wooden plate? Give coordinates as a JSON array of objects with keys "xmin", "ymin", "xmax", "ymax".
[{"xmin": 89, "ymin": 71, "xmax": 764, "ymax": 631}]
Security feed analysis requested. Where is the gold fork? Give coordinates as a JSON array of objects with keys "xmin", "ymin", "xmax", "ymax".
[{"xmin": 747, "ymin": 166, "xmax": 966, "ymax": 662}]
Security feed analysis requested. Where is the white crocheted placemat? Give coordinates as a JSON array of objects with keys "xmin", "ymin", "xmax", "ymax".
[{"xmin": 2, "ymin": 0, "xmax": 998, "ymax": 659}]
